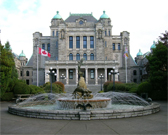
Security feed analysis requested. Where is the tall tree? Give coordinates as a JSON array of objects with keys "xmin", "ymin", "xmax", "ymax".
[
  {"xmin": 159, "ymin": 30, "xmax": 168, "ymax": 47},
  {"xmin": 0, "ymin": 42, "xmax": 15, "ymax": 98},
  {"xmin": 146, "ymin": 41, "xmax": 167, "ymax": 91}
]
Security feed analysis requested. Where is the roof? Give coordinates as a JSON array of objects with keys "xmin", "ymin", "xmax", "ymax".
[
  {"xmin": 53, "ymin": 11, "xmax": 62, "ymax": 19},
  {"xmin": 26, "ymin": 54, "xmax": 33, "ymax": 66},
  {"xmin": 137, "ymin": 49, "xmax": 143, "ymax": 56},
  {"xmin": 150, "ymin": 41, "xmax": 156, "ymax": 49},
  {"xmin": 19, "ymin": 50, "xmax": 26, "ymax": 57},
  {"xmin": 65, "ymin": 13, "xmax": 97, "ymax": 22},
  {"xmin": 100, "ymin": 11, "xmax": 109, "ymax": 19}
]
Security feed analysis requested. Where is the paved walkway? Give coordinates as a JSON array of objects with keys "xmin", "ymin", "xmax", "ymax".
[{"xmin": 0, "ymin": 101, "xmax": 167, "ymax": 135}]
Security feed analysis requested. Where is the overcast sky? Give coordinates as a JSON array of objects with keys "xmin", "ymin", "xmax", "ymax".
[{"xmin": 0, "ymin": 0, "xmax": 168, "ymax": 60}]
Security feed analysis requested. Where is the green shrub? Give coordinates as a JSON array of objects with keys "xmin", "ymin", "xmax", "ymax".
[
  {"xmin": 43, "ymin": 83, "xmax": 62, "ymax": 93},
  {"xmin": 29, "ymin": 85, "xmax": 46, "ymax": 94},
  {"xmin": 1, "ymin": 92, "xmax": 14, "ymax": 101},
  {"xmin": 13, "ymin": 82, "xmax": 31, "ymax": 94},
  {"xmin": 104, "ymin": 81, "xmax": 123, "ymax": 92},
  {"xmin": 53, "ymin": 81, "xmax": 65, "ymax": 92},
  {"xmin": 137, "ymin": 81, "xmax": 152, "ymax": 95}
]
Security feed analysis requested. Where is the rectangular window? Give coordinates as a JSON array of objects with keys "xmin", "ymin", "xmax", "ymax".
[
  {"xmin": 69, "ymin": 69, "xmax": 73, "ymax": 79},
  {"xmin": 69, "ymin": 36, "xmax": 73, "ymax": 48},
  {"xmin": 140, "ymin": 70, "xmax": 142, "ymax": 75},
  {"xmin": 56, "ymin": 56, "xmax": 58, "ymax": 61},
  {"xmin": 76, "ymin": 36, "xmax": 80, "ymax": 48},
  {"xmin": 56, "ymin": 41, "xmax": 58, "ymax": 49},
  {"xmin": 90, "ymin": 69, "xmax": 94, "ymax": 79},
  {"xmin": 26, "ymin": 80, "xmax": 29, "ymax": 85},
  {"xmin": 20, "ymin": 71, "xmax": 22, "ymax": 76},
  {"xmin": 42, "ymin": 44, "xmax": 45, "ymax": 50},
  {"xmin": 83, "ymin": 36, "xmax": 87, "ymax": 48},
  {"xmin": 47, "ymin": 43, "xmax": 50, "ymax": 52},
  {"xmin": 90, "ymin": 36, "xmax": 94, "ymax": 48},
  {"xmin": 105, "ymin": 41, "xmax": 107, "ymax": 47},
  {"xmin": 118, "ymin": 43, "xmax": 120, "ymax": 50},
  {"xmin": 109, "ymin": 30, "xmax": 110, "ymax": 36},
  {"xmin": 113, "ymin": 43, "xmax": 115, "ymax": 50},
  {"xmin": 53, "ymin": 31, "xmax": 54, "ymax": 36},
  {"xmin": 105, "ymin": 31, "xmax": 107, "ymax": 36},
  {"xmin": 56, "ymin": 31, "xmax": 58, "ymax": 36}
]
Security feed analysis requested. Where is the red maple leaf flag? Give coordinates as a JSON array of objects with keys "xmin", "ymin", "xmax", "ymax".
[{"xmin": 39, "ymin": 47, "xmax": 51, "ymax": 57}]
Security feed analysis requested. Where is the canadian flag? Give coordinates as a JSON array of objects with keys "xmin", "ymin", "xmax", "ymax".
[{"xmin": 39, "ymin": 47, "xmax": 51, "ymax": 57}]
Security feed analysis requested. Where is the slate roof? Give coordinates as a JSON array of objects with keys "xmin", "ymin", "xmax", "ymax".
[
  {"xmin": 65, "ymin": 13, "xmax": 97, "ymax": 23},
  {"xmin": 26, "ymin": 55, "xmax": 33, "ymax": 66}
]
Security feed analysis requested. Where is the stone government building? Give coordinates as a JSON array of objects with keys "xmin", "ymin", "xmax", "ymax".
[{"xmin": 18, "ymin": 11, "xmax": 144, "ymax": 86}]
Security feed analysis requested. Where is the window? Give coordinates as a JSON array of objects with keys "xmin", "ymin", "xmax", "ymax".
[
  {"xmin": 133, "ymin": 79, "xmax": 137, "ymax": 83},
  {"xmin": 109, "ymin": 30, "xmax": 110, "ymax": 36},
  {"xmin": 20, "ymin": 71, "xmax": 22, "ymax": 76},
  {"xmin": 90, "ymin": 69, "xmax": 94, "ymax": 79},
  {"xmin": 140, "ymin": 70, "xmax": 142, "ymax": 75},
  {"xmin": 76, "ymin": 36, "xmax": 80, "ymax": 48},
  {"xmin": 76, "ymin": 53, "xmax": 80, "ymax": 60},
  {"xmin": 83, "ymin": 53, "xmax": 87, "ymax": 60},
  {"xmin": 79, "ymin": 20, "xmax": 83, "ymax": 25},
  {"xmin": 113, "ymin": 43, "xmax": 115, "ymax": 50},
  {"xmin": 105, "ymin": 31, "xmax": 107, "ymax": 36},
  {"xmin": 69, "ymin": 53, "xmax": 73, "ymax": 60},
  {"xmin": 118, "ymin": 43, "xmax": 120, "ymax": 50},
  {"xmin": 42, "ymin": 44, "xmax": 45, "ymax": 50},
  {"xmin": 56, "ymin": 56, "xmax": 58, "ymax": 60},
  {"xmin": 90, "ymin": 53, "xmax": 94, "ymax": 60},
  {"xmin": 47, "ymin": 43, "xmax": 50, "ymax": 52},
  {"xmin": 133, "ymin": 70, "xmax": 137, "ymax": 75},
  {"xmin": 69, "ymin": 36, "xmax": 73, "ymax": 48},
  {"xmin": 52, "ymin": 31, "xmax": 54, "ymax": 36},
  {"xmin": 90, "ymin": 36, "xmax": 94, "ymax": 48},
  {"xmin": 26, "ymin": 71, "xmax": 29, "ymax": 76},
  {"xmin": 83, "ymin": 36, "xmax": 87, "ymax": 48},
  {"xmin": 56, "ymin": 31, "xmax": 58, "ymax": 36},
  {"xmin": 105, "ymin": 41, "xmax": 107, "ymax": 47},
  {"xmin": 69, "ymin": 69, "xmax": 73, "ymax": 79},
  {"xmin": 56, "ymin": 41, "xmax": 58, "ymax": 48},
  {"xmin": 26, "ymin": 80, "xmax": 29, "ymax": 85}
]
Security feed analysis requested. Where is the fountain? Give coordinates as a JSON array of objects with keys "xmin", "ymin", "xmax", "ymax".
[{"xmin": 8, "ymin": 59, "xmax": 160, "ymax": 120}]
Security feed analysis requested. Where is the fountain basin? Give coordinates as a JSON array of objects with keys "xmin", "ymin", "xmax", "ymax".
[
  {"xmin": 57, "ymin": 97, "xmax": 111, "ymax": 109},
  {"xmin": 8, "ymin": 102, "xmax": 160, "ymax": 120}
]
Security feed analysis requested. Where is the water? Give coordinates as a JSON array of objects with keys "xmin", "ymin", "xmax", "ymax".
[{"xmin": 17, "ymin": 92, "xmax": 149, "ymax": 110}]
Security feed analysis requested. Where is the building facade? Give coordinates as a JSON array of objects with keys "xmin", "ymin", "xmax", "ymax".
[{"xmin": 22, "ymin": 11, "xmax": 141, "ymax": 86}]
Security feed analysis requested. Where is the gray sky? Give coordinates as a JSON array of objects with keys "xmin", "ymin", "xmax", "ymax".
[{"xmin": 0, "ymin": 0, "xmax": 168, "ymax": 60}]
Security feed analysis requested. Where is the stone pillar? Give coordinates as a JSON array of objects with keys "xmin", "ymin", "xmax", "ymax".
[
  {"xmin": 66, "ymin": 68, "xmax": 69, "ymax": 84},
  {"xmin": 87, "ymin": 36, "xmax": 90, "ymax": 49},
  {"xmin": 80, "ymin": 36, "xmax": 83, "ymax": 49},
  {"xmin": 45, "ymin": 69, "xmax": 49, "ymax": 83},
  {"xmin": 85, "ymin": 68, "xmax": 88, "ymax": 85},
  {"xmin": 76, "ymin": 67, "xmax": 78, "ymax": 85},
  {"xmin": 56, "ymin": 68, "xmax": 59, "ymax": 82},
  {"xmin": 95, "ymin": 68, "xmax": 98, "ymax": 85},
  {"xmin": 105, "ymin": 68, "xmax": 107, "ymax": 82},
  {"xmin": 73, "ymin": 36, "xmax": 76, "ymax": 49}
]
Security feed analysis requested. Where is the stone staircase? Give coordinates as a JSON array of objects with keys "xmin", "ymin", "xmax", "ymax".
[{"xmin": 64, "ymin": 84, "xmax": 102, "ymax": 93}]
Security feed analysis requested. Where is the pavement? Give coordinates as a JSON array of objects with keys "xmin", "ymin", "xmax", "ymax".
[{"xmin": 0, "ymin": 101, "xmax": 167, "ymax": 135}]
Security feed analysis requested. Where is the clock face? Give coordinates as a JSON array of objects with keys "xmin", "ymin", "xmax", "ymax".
[{"xmin": 79, "ymin": 20, "xmax": 83, "ymax": 25}]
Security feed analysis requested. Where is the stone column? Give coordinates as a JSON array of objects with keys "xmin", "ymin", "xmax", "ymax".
[
  {"xmin": 56, "ymin": 68, "xmax": 59, "ymax": 82},
  {"xmin": 45, "ymin": 69, "xmax": 49, "ymax": 83},
  {"xmin": 105, "ymin": 68, "xmax": 107, "ymax": 82},
  {"xmin": 85, "ymin": 68, "xmax": 88, "ymax": 85},
  {"xmin": 80, "ymin": 36, "xmax": 83, "ymax": 49},
  {"xmin": 87, "ymin": 36, "xmax": 90, "ymax": 49},
  {"xmin": 73, "ymin": 36, "xmax": 76, "ymax": 49},
  {"xmin": 95, "ymin": 68, "xmax": 98, "ymax": 85},
  {"xmin": 66, "ymin": 68, "xmax": 69, "ymax": 84},
  {"xmin": 76, "ymin": 67, "xmax": 78, "ymax": 85}
]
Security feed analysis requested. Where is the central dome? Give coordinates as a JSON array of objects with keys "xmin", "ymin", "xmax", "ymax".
[
  {"xmin": 53, "ymin": 11, "xmax": 62, "ymax": 19},
  {"xmin": 100, "ymin": 11, "xmax": 109, "ymax": 19}
]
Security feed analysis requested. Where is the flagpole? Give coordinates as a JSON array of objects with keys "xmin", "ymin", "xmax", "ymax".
[
  {"xmin": 37, "ymin": 45, "xmax": 39, "ymax": 86},
  {"xmin": 124, "ymin": 45, "xmax": 127, "ymax": 83}
]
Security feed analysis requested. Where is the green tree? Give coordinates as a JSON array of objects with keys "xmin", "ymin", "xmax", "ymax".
[
  {"xmin": 146, "ymin": 41, "xmax": 167, "ymax": 91},
  {"xmin": 0, "ymin": 42, "xmax": 15, "ymax": 98}
]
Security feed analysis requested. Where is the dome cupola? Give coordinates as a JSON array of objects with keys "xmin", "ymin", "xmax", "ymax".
[
  {"xmin": 19, "ymin": 50, "xmax": 26, "ymax": 57},
  {"xmin": 100, "ymin": 11, "xmax": 109, "ymax": 19},
  {"xmin": 150, "ymin": 41, "xmax": 156, "ymax": 50},
  {"xmin": 53, "ymin": 11, "xmax": 62, "ymax": 19},
  {"xmin": 137, "ymin": 49, "xmax": 143, "ymax": 56}
]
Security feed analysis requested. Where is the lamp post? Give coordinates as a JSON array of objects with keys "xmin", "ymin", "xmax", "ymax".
[
  {"xmin": 98, "ymin": 74, "xmax": 104, "ymax": 91},
  {"xmin": 60, "ymin": 74, "xmax": 66, "ymax": 83},
  {"xmin": 47, "ymin": 67, "xmax": 57, "ymax": 93},
  {"xmin": 110, "ymin": 67, "xmax": 119, "ymax": 91}
]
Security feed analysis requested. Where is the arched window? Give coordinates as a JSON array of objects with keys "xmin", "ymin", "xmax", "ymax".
[
  {"xmin": 26, "ymin": 71, "xmax": 29, "ymax": 76},
  {"xmin": 118, "ymin": 43, "xmax": 120, "ymax": 50},
  {"xmin": 133, "ymin": 70, "xmax": 137, "ymax": 75},
  {"xmin": 90, "ymin": 53, "xmax": 94, "ymax": 60},
  {"xmin": 76, "ymin": 53, "xmax": 80, "ymax": 60},
  {"xmin": 69, "ymin": 53, "xmax": 73, "ymax": 60},
  {"xmin": 83, "ymin": 53, "xmax": 87, "ymax": 60},
  {"xmin": 52, "ymin": 31, "xmax": 54, "ymax": 36},
  {"xmin": 47, "ymin": 43, "xmax": 50, "ymax": 52},
  {"xmin": 105, "ymin": 30, "xmax": 107, "ymax": 36},
  {"xmin": 42, "ymin": 44, "xmax": 45, "ymax": 50}
]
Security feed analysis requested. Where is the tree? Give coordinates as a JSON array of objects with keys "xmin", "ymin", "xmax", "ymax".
[
  {"xmin": 159, "ymin": 30, "xmax": 168, "ymax": 47},
  {"xmin": 0, "ymin": 42, "xmax": 15, "ymax": 98},
  {"xmin": 146, "ymin": 41, "xmax": 167, "ymax": 91}
]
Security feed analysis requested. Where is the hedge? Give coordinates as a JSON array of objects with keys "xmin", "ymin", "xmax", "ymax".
[
  {"xmin": 1, "ymin": 92, "xmax": 14, "ymax": 101},
  {"xmin": 29, "ymin": 85, "xmax": 46, "ymax": 94},
  {"xmin": 13, "ymin": 82, "xmax": 31, "ymax": 94}
]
